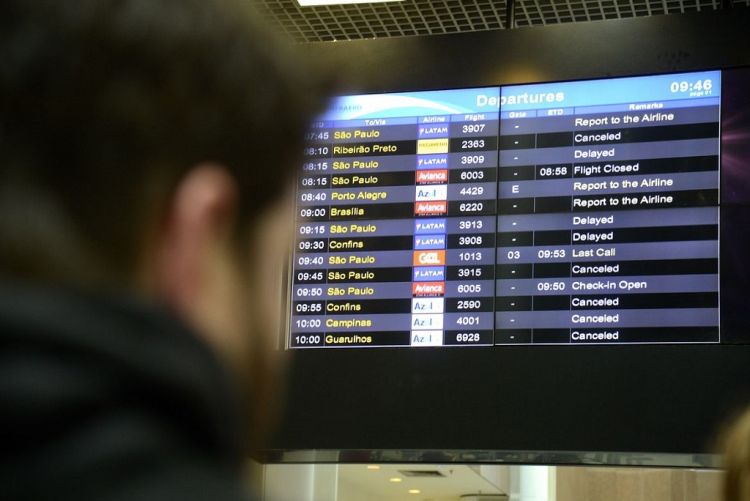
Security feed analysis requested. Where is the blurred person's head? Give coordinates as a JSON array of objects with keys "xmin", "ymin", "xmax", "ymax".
[
  {"xmin": 0, "ymin": 0, "xmax": 327, "ymax": 447},
  {"xmin": 721, "ymin": 407, "xmax": 750, "ymax": 501}
]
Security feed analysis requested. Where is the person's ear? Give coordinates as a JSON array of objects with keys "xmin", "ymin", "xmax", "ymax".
[{"xmin": 154, "ymin": 164, "xmax": 238, "ymax": 320}]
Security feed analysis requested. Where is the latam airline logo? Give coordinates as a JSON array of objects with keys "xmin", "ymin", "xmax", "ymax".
[
  {"xmin": 416, "ymin": 154, "xmax": 448, "ymax": 170},
  {"xmin": 414, "ymin": 235, "xmax": 446, "ymax": 250},
  {"xmin": 414, "ymin": 218, "xmax": 446, "ymax": 234},
  {"xmin": 418, "ymin": 125, "xmax": 449, "ymax": 138},
  {"xmin": 413, "ymin": 266, "xmax": 445, "ymax": 282}
]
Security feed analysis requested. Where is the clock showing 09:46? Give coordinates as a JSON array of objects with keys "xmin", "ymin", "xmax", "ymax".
[{"xmin": 669, "ymin": 78, "xmax": 715, "ymax": 97}]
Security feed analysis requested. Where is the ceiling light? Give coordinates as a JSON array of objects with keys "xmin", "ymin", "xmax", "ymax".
[
  {"xmin": 297, "ymin": 0, "xmax": 404, "ymax": 6},
  {"xmin": 409, "ymin": 489, "xmax": 421, "ymax": 494},
  {"xmin": 389, "ymin": 477, "xmax": 403, "ymax": 483},
  {"xmin": 366, "ymin": 465, "xmax": 381, "ymax": 470}
]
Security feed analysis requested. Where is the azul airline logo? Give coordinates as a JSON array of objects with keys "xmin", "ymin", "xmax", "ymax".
[
  {"xmin": 411, "ymin": 330, "xmax": 443, "ymax": 347},
  {"xmin": 411, "ymin": 314, "xmax": 444, "ymax": 330},
  {"xmin": 415, "ymin": 184, "xmax": 447, "ymax": 201},
  {"xmin": 412, "ymin": 298, "xmax": 444, "ymax": 314}
]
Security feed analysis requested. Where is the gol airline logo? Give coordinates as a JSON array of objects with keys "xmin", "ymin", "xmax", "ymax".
[
  {"xmin": 413, "ymin": 250, "xmax": 445, "ymax": 266},
  {"xmin": 412, "ymin": 281, "xmax": 445, "ymax": 296},
  {"xmin": 416, "ymin": 169, "xmax": 448, "ymax": 184},
  {"xmin": 414, "ymin": 200, "xmax": 447, "ymax": 215}
]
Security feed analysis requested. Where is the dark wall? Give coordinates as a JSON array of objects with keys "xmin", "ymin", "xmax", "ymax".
[{"xmin": 272, "ymin": 9, "xmax": 750, "ymax": 458}]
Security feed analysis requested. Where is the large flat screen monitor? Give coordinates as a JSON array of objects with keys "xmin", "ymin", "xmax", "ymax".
[{"xmin": 270, "ymin": 12, "xmax": 750, "ymax": 461}]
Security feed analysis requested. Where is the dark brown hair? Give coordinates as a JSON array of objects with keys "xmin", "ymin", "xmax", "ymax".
[{"xmin": 0, "ymin": 0, "xmax": 327, "ymax": 286}]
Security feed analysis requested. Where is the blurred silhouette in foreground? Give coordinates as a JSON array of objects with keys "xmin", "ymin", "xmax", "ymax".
[
  {"xmin": 722, "ymin": 407, "xmax": 750, "ymax": 501},
  {"xmin": 0, "ymin": 1, "xmax": 328, "ymax": 499}
]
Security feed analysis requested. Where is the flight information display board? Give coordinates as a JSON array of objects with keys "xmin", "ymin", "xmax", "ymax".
[{"xmin": 290, "ymin": 70, "xmax": 721, "ymax": 348}]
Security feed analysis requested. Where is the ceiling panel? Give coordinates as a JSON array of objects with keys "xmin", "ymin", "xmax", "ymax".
[{"xmin": 257, "ymin": 0, "xmax": 749, "ymax": 43}]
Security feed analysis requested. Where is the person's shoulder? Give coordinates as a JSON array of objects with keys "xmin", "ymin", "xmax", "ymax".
[{"xmin": 0, "ymin": 284, "xmax": 252, "ymax": 501}]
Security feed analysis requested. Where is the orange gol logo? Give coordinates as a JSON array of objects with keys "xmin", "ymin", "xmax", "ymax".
[{"xmin": 413, "ymin": 250, "xmax": 446, "ymax": 266}]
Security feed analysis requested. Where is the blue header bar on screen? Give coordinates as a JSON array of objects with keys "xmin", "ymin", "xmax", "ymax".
[
  {"xmin": 317, "ymin": 70, "xmax": 722, "ymax": 121},
  {"xmin": 321, "ymin": 88, "xmax": 500, "ymax": 120},
  {"xmin": 499, "ymin": 70, "xmax": 722, "ymax": 111}
]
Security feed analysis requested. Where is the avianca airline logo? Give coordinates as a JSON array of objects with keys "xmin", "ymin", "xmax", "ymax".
[
  {"xmin": 416, "ymin": 169, "xmax": 448, "ymax": 184},
  {"xmin": 414, "ymin": 200, "xmax": 447, "ymax": 215},
  {"xmin": 412, "ymin": 281, "xmax": 445, "ymax": 296}
]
